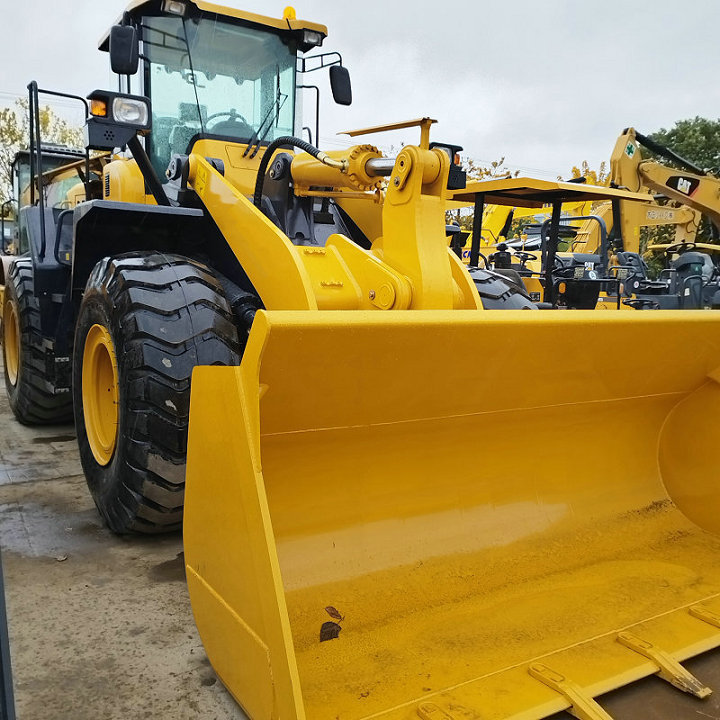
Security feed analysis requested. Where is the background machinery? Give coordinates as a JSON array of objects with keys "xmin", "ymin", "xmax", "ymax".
[
  {"xmin": 451, "ymin": 177, "xmax": 649, "ymax": 307},
  {"xmin": 452, "ymin": 130, "xmax": 720, "ymax": 311},
  {"xmin": 604, "ymin": 128, "xmax": 720, "ymax": 308}
]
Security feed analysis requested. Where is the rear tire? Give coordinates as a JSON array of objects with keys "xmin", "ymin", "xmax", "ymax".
[
  {"xmin": 73, "ymin": 252, "xmax": 241, "ymax": 534},
  {"xmin": 470, "ymin": 267, "xmax": 535, "ymax": 309},
  {"xmin": 3, "ymin": 259, "xmax": 73, "ymax": 424}
]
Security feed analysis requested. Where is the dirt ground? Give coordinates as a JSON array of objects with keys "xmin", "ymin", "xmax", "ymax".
[
  {"xmin": 0, "ymin": 388, "xmax": 243, "ymax": 717},
  {"xmin": 1, "ymin": 366, "xmax": 720, "ymax": 719}
]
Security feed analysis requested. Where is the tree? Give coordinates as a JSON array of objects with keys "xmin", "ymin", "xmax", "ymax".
[
  {"xmin": 464, "ymin": 156, "xmax": 519, "ymax": 184},
  {"xmin": 0, "ymin": 99, "xmax": 83, "ymax": 209},
  {"xmin": 648, "ymin": 116, "xmax": 720, "ymax": 173},
  {"xmin": 645, "ymin": 117, "xmax": 720, "ymax": 243},
  {"xmin": 565, "ymin": 160, "xmax": 609, "ymax": 186}
]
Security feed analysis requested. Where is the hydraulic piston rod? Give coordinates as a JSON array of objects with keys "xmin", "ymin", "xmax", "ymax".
[{"xmin": 365, "ymin": 157, "xmax": 396, "ymax": 177}]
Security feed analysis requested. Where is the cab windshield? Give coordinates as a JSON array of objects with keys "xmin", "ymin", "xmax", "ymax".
[{"xmin": 141, "ymin": 14, "xmax": 296, "ymax": 176}]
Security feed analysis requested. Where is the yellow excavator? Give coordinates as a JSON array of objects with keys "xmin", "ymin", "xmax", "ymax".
[
  {"xmin": 7, "ymin": 3, "xmax": 720, "ymax": 719},
  {"xmin": 571, "ymin": 196, "xmax": 700, "ymax": 255},
  {"xmin": 600, "ymin": 128, "xmax": 720, "ymax": 309},
  {"xmin": 566, "ymin": 129, "xmax": 707, "ymax": 261},
  {"xmin": 610, "ymin": 127, "xmax": 720, "ymax": 230}
]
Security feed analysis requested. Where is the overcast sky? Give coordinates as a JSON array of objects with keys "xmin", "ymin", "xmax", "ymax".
[{"xmin": 1, "ymin": 0, "xmax": 718, "ymax": 178}]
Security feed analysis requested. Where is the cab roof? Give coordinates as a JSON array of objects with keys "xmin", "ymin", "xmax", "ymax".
[{"xmin": 99, "ymin": 0, "xmax": 328, "ymax": 50}]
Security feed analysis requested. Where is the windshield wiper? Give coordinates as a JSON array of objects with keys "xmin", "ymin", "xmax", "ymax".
[
  {"xmin": 244, "ymin": 65, "xmax": 286, "ymax": 159},
  {"xmin": 181, "ymin": 18, "xmax": 205, "ymax": 134}
]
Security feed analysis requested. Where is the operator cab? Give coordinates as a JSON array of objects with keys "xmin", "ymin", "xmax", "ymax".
[
  {"xmin": 98, "ymin": 0, "xmax": 341, "ymax": 179},
  {"xmin": 137, "ymin": 8, "xmax": 298, "ymax": 177},
  {"xmin": 11, "ymin": 146, "xmax": 87, "ymax": 255}
]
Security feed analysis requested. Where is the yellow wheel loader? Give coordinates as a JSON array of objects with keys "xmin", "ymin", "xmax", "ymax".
[
  {"xmin": 9, "ymin": 2, "xmax": 720, "ymax": 718},
  {"xmin": 177, "ymin": 38, "xmax": 720, "ymax": 720},
  {"xmin": 7, "ymin": 0, "xmax": 531, "ymax": 534},
  {"xmin": 0, "ymin": 145, "xmax": 94, "ymax": 423}
]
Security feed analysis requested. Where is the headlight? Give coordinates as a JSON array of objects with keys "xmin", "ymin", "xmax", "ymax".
[
  {"xmin": 302, "ymin": 30, "xmax": 324, "ymax": 47},
  {"xmin": 162, "ymin": 0, "xmax": 186, "ymax": 15},
  {"xmin": 112, "ymin": 97, "xmax": 149, "ymax": 126}
]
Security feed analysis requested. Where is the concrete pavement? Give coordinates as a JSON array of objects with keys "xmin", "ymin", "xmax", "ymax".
[{"xmin": 0, "ymin": 382, "xmax": 242, "ymax": 718}]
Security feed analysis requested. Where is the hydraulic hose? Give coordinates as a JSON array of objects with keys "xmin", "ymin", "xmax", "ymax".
[
  {"xmin": 253, "ymin": 136, "xmax": 346, "ymax": 209},
  {"xmin": 633, "ymin": 130, "xmax": 706, "ymax": 176}
]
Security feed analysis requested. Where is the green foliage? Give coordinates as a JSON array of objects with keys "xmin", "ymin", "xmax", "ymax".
[
  {"xmin": 646, "ymin": 117, "xmax": 720, "ymax": 243},
  {"xmin": 0, "ymin": 99, "xmax": 83, "ymax": 208},
  {"xmin": 508, "ymin": 215, "xmax": 536, "ymax": 240},
  {"xmin": 648, "ymin": 116, "xmax": 720, "ymax": 173},
  {"xmin": 642, "ymin": 237, "xmax": 671, "ymax": 279}
]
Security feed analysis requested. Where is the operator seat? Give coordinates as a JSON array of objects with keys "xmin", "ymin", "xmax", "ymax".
[
  {"xmin": 670, "ymin": 251, "xmax": 714, "ymax": 282},
  {"xmin": 615, "ymin": 252, "xmax": 648, "ymax": 275},
  {"xmin": 208, "ymin": 119, "xmax": 254, "ymax": 141},
  {"xmin": 488, "ymin": 243, "xmax": 526, "ymax": 290}
]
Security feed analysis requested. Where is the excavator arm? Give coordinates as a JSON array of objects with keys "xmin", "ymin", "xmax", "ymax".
[
  {"xmin": 611, "ymin": 127, "xmax": 720, "ymax": 231},
  {"xmin": 572, "ymin": 199, "xmax": 701, "ymax": 255}
]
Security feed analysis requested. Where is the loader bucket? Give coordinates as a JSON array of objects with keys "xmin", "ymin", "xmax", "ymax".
[{"xmin": 185, "ymin": 310, "xmax": 720, "ymax": 720}]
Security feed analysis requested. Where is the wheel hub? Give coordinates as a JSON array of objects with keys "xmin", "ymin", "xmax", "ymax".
[
  {"xmin": 82, "ymin": 324, "xmax": 119, "ymax": 465},
  {"xmin": 3, "ymin": 298, "xmax": 20, "ymax": 386}
]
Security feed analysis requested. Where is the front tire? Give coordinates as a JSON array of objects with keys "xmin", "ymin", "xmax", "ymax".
[
  {"xmin": 73, "ymin": 252, "xmax": 241, "ymax": 534},
  {"xmin": 3, "ymin": 259, "xmax": 73, "ymax": 424}
]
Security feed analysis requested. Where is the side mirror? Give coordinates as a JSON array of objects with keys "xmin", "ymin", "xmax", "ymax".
[
  {"xmin": 329, "ymin": 65, "xmax": 352, "ymax": 106},
  {"xmin": 109, "ymin": 25, "xmax": 139, "ymax": 75}
]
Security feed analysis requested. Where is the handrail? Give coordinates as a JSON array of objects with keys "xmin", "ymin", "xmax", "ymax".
[{"xmin": 26, "ymin": 82, "xmax": 90, "ymax": 262}]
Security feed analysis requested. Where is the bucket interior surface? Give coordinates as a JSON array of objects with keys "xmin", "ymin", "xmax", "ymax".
[
  {"xmin": 262, "ymin": 393, "xmax": 720, "ymax": 720},
  {"xmin": 186, "ymin": 311, "xmax": 720, "ymax": 720}
]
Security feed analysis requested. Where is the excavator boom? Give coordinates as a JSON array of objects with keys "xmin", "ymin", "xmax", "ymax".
[{"xmin": 611, "ymin": 128, "xmax": 720, "ymax": 229}]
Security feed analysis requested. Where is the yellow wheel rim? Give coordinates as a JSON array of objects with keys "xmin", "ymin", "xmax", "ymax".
[
  {"xmin": 3, "ymin": 298, "xmax": 20, "ymax": 387},
  {"xmin": 82, "ymin": 324, "xmax": 119, "ymax": 466}
]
